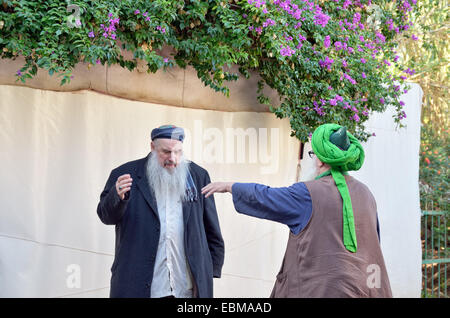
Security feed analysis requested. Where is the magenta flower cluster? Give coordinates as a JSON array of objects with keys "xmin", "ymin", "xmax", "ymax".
[
  {"xmin": 133, "ymin": 9, "xmax": 166, "ymax": 34},
  {"xmin": 88, "ymin": 13, "xmax": 120, "ymax": 40},
  {"xmin": 248, "ymin": 0, "xmax": 266, "ymax": 7},
  {"xmin": 318, "ymin": 56, "xmax": 334, "ymax": 70},
  {"xmin": 102, "ymin": 13, "xmax": 120, "ymax": 40},
  {"xmin": 245, "ymin": 0, "xmax": 418, "ymax": 124}
]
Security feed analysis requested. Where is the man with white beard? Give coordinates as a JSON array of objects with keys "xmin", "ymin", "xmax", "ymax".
[{"xmin": 97, "ymin": 125, "xmax": 224, "ymax": 298}]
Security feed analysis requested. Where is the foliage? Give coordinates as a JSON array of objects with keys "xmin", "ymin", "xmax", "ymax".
[
  {"xmin": 394, "ymin": 0, "xmax": 449, "ymax": 210},
  {"xmin": 420, "ymin": 125, "xmax": 449, "ymax": 211},
  {"xmin": 0, "ymin": 0, "xmax": 420, "ymax": 142}
]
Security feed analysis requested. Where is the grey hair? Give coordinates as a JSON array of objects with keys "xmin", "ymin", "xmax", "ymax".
[{"xmin": 146, "ymin": 152, "xmax": 189, "ymax": 202}]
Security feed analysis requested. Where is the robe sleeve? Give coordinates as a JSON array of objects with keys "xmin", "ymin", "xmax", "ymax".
[{"xmin": 231, "ymin": 182, "xmax": 312, "ymax": 235}]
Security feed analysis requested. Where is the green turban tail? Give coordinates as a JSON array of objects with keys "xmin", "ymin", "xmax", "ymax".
[{"xmin": 311, "ymin": 124, "xmax": 365, "ymax": 253}]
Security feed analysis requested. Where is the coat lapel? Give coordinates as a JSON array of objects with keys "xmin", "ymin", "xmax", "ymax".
[
  {"xmin": 182, "ymin": 199, "xmax": 193, "ymax": 227},
  {"xmin": 182, "ymin": 164, "xmax": 196, "ymax": 226},
  {"xmin": 136, "ymin": 154, "xmax": 159, "ymax": 218}
]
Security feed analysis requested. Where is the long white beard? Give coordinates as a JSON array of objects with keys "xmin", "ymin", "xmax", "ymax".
[{"xmin": 146, "ymin": 152, "xmax": 189, "ymax": 202}]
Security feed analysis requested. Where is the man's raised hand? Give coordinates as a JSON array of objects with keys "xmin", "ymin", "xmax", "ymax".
[{"xmin": 116, "ymin": 174, "xmax": 133, "ymax": 200}]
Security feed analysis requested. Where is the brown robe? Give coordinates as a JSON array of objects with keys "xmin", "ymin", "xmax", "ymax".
[{"xmin": 270, "ymin": 175, "xmax": 392, "ymax": 298}]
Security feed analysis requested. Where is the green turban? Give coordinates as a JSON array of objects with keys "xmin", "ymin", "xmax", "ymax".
[{"xmin": 311, "ymin": 123, "xmax": 365, "ymax": 253}]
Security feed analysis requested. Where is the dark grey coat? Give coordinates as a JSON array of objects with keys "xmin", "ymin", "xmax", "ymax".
[{"xmin": 97, "ymin": 154, "xmax": 224, "ymax": 298}]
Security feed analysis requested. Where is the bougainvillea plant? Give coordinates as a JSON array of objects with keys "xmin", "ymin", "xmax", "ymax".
[{"xmin": 0, "ymin": 0, "xmax": 419, "ymax": 142}]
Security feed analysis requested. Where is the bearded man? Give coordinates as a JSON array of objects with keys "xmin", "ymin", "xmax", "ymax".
[
  {"xmin": 97, "ymin": 125, "xmax": 224, "ymax": 298},
  {"xmin": 202, "ymin": 123, "xmax": 392, "ymax": 298}
]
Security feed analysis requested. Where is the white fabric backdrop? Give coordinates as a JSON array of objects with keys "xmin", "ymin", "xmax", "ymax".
[{"xmin": 0, "ymin": 84, "xmax": 422, "ymax": 297}]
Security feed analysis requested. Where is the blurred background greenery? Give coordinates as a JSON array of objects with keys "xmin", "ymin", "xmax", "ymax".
[{"xmin": 396, "ymin": 0, "xmax": 448, "ymax": 298}]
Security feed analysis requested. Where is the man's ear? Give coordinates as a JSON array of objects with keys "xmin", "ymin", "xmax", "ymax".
[
  {"xmin": 316, "ymin": 157, "xmax": 325, "ymax": 169},
  {"xmin": 151, "ymin": 141, "xmax": 155, "ymax": 151}
]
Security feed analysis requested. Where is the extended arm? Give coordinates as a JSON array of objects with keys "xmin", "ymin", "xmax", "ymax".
[{"xmin": 202, "ymin": 182, "xmax": 312, "ymax": 235}]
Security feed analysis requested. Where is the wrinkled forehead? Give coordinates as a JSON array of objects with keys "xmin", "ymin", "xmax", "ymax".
[{"xmin": 154, "ymin": 138, "xmax": 183, "ymax": 152}]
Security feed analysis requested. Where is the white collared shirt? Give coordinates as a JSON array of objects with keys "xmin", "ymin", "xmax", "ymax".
[{"xmin": 151, "ymin": 184, "xmax": 193, "ymax": 298}]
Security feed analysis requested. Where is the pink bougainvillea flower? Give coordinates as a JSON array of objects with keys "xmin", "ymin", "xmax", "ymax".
[{"xmin": 323, "ymin": 35, "xmax": 331, "ymax": 48}]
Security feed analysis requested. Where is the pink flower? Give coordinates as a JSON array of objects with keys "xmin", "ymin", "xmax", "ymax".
[
  {"xmin": 319, "ymin": 56, "xmax": 334, "ymax": 70},
  {"xmin": 375, "ymin": 32, "xmax": 386, "ymax": 43},
  {"xmin": 280, "ymin": 45, "xmax": 295, "ymax": 57},
  {"xmin": 323, "ymin": 35, "xmax": 331, "ymax": 49},
  {"xmin": 343, "ymin": 0, "xmax": 352, "ymax": 9},
  {"xmin": 156, "ymin": 26, "xmax": 166, "ymax": 33},
  {"xmin": 263, "ymin": 18, "xmax": 275, "ymax": 27},
  {"xmin": 412, "ymin": 34, "xmax": 418, "ymax": 40},
  {"xmin": 314, "ymin": 12, "xmax": 330, "ymax": 27},
  {"xmin": 343, "ymin": 73, "xmax": 357, "ymax": 85},
  {"xmin": 353, "ymin": 12, "xmax": 361, "ymax": 25}
]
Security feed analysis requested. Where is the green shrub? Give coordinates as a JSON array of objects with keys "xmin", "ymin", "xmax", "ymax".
[{"xmin": 0, "ymin": 0, "xmax": 419, "ymax": 142}]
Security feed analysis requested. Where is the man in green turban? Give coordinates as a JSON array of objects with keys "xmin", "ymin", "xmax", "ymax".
[{"xmin": 202, "ymin": 123, "xmax": 392, "ymax": 298}]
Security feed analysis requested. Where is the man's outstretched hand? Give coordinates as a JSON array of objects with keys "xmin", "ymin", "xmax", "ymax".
[{"xmin": 201, "ymin": 182, "xmax": 234, "ymax": 198}]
